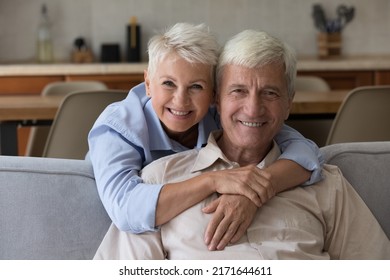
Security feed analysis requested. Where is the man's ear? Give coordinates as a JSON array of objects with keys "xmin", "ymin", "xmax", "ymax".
[
  {"xmin": 284, "ymin": 91, "xmax": 295, "ymax": 120},
  {"xmin": 144, "ymin": 70, "xmax": 151, "ymax": 97}
]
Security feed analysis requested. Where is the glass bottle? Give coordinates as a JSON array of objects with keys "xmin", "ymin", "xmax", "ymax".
[{"xmin": 36, "ymin": 4, "xmax": 54, "ymax": 63}]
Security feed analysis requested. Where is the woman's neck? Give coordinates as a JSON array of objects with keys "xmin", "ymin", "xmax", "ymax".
[{"xmin": 165, "ymin": 124, "xmax": 199, "ymax": 149}]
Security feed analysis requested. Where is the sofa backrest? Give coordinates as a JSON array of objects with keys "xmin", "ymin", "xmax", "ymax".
[
  {"xmin": 321, "ymin": 141, "xmax": 390, "ymax": 238},
  {"xmin": 0, "ymin": 156, "xmax": 111, "ymax": 259},
  {"xmin": 1, "ymin": 141, "xmax": 389, "ymax": 260}
]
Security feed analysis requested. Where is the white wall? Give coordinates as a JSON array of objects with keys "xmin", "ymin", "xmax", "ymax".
[{"xmin": 1, "ymin": 0, "xmax": 389, "ymax": 63}]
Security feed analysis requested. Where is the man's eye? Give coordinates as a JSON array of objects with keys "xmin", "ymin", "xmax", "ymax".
[
  {"xmin": 232, "ymin": 88, "xmax": 244, "ymax": 94},
  {"xmin": 262, "ymin": 91, "xmax": 279, "ymax": 100}
]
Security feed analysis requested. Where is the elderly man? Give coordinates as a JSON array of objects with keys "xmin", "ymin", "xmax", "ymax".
[{"xmin": 95, "ymin": 30, "xmax": 389, "ymax": 260}]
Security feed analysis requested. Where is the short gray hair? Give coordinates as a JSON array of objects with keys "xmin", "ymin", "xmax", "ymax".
[
  {"xmin": 147, "ymin": 23, "xmax": 220, "ymax": 79},
  {"xmin": 216, "ymin": 30, "xmax": 297, "ymax": 98}
]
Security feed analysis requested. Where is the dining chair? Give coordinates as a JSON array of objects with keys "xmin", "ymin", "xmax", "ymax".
[
  {"xmin": 25, "ymin": 81, "xmax": 108, "ymax": 157},
  {"xmin": 42, "ymin": 89, "xmax": 128, "ymax": 159},
  {"xmin": 326, "ymin": 86, "xmax": 390, "ymax": 145},
  {"xmin": 286, "ymin": 76, "xmax": 332, "ymax": 147},
  {"xmin": 295, "ymin": 76, "xmax": 330, "ymax": 92}
]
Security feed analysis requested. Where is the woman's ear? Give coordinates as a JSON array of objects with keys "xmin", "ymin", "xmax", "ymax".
[
  {"xmin": 210, "ymin": 89, "xmax": 216, "ymax": 106},
  {"xmin": 144, "ymin": 70, "xmax": 151, "ymax": 97}
]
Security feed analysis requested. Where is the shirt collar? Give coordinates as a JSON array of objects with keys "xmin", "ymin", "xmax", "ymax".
[{"xmin": 192, "ymin": 130, "xmax": 281, "ymax": 172}]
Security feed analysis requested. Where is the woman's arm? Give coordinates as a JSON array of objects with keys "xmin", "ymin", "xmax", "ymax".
[
  {"xmin": 264, "ymin": 159, "xmax": 310, "ymax": 193},
  {"xmin": 273, "ymin": 124, "xmax": 324, "ymax": 189},
  {"xmin": 155, "ymin": 164, "xmax": 275, "ymax": 226},
  {"xmin": 89, "ymin": 124, "xmax": 164, "ymax": 233}
]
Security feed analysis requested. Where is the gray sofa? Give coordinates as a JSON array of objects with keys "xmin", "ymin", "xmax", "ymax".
[{"xmin": 1, "ymin": 142, "xmax": 389, "ymax": 259}]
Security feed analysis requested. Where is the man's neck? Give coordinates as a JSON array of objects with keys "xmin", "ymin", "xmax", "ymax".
[{"xmin": 216, "ymin": 134, "xmax": 272, "ymax": 166}]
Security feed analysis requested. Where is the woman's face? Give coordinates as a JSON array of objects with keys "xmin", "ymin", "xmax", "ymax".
[{"xmin": 145, "ymin": 52, "xmax": 214, "ymax": 137}]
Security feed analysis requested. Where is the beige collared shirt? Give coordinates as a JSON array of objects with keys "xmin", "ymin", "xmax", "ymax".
[{"xmin": 94, "ymin": 131, "xmax": 390, "ymax": 259}]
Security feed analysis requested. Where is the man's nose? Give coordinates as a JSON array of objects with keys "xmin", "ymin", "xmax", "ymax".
[{"xmin": 246, "ymin": 95, "xmax": 265, "ymax": 115}]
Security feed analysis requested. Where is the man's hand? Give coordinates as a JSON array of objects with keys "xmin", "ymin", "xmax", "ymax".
[{"xmin": 202, "ymin": 194, "xmax": 257, "ymax": 251}]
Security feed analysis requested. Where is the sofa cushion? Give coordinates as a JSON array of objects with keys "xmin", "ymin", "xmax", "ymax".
[
  {"xmin": 321, "ymin": 141, "xmax": 390, "ymax": 238},
  {"xmin": 0, "ymin": 156, "xmax": 111, "ymax": 259}
]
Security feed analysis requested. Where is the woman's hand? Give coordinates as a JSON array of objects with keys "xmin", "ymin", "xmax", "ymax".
[
  {"xmin": 202, "ymin": 194, "xmax": 257, "ymax": 251},
  {"xmin": 156, "ymin": 165, "xmax": 276, "ymax": 226},
  {"xmin": 210, "ymin": 165, "xmax": 276, "ymax": 207}
]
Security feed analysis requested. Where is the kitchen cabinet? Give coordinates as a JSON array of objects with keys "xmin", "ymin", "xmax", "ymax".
[
  {"xmin": 0, "ymin": 76, "xmax": 64, "ymax": 95},
  {"xmin": 0, "ymin": 63, "xmax": 147, "ymax": 95},
  {"xmin": 375, "ymin": 71, "xmax": 390, "ymax": 85},
  {"xmin": 65, "ymin": 74, "xmax": 144, "ymax": 90},
  {"xmin": 0, "ymin": 74, "xmax": 144, "ymax": 95},
  {"xmin": 297, "ymin": 55, "xmax": 390, "ymax": 89},
  {"xmin": 297, "ymin": 70, "xmax": 374, "ymax": 90}
]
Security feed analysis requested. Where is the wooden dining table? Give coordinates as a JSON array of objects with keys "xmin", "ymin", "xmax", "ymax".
[
  {"xmin": 0, "ymin": 95, "xmax": 63, "ymax": 156},
  {"xmin": 291, "ymin": 90, "xmax": 349, "ymax": 114},
  {"xmin": 0, "ymin": 90, "xmax": 349, "ymax": 156}
]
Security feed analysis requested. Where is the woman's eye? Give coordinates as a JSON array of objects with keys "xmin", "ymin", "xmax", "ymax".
[
  {"xmin": 190, "ymin": 84, "xmax": 204, "ymax": 90},
  {"xmin": 162, "ymin": 80, "xmax": 175, "ymax": 87}
]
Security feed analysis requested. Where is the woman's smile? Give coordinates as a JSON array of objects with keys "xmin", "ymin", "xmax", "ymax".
[{"xmin": 168, "ymin": 108, "xmax": 192, "ymax": 117}]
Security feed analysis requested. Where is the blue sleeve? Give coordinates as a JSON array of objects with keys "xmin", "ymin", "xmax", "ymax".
[
  {"xmin": 274, "ymin": 124, "xmax": 324, "ymax": 185},
  {"xmin": 88, "ymin": 123, "xmax": 163, "ymax": 234}
]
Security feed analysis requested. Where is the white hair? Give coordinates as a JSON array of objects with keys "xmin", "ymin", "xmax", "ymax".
[
  {"xmin": 216, "ymin": 30, "xmax": 297, "ymax": 98},
  {"xmin": 147, "ymin": 23, "xmax": 220, "ymax": 79}
]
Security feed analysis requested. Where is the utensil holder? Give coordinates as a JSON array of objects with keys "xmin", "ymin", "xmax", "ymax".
[
  {"xmin": 317, "ymin": 32, "xmax": 342, "ymax": 59},
  {"xmin": 72, "ymin": 49, "xmax": 94, "ymax": 63}
]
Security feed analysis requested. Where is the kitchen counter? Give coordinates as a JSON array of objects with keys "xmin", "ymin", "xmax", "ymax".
[
  {"xmin": 1, "ymin": 56, "xmax": 390, "ymax": 76},
  {"xmin": 0, "ymin": 63, "xmax": 148, "ymax": 76},
  {"xmin": 297, "ymin": 55, "xmax": 390, "ymax": 71}
]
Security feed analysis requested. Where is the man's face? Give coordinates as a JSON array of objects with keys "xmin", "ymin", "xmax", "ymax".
[
  {"xmin": 216, "ymin": 63, "xmax": 293, "ymax": 152},
  {"xmin": 145, "ymin": 52, "xmax": 214, "ymax": 137}
]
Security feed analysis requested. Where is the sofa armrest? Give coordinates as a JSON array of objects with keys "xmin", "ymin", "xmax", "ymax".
[{"xmin": 0, "ymin": 156, "xmax": 111, "ymax": 259}]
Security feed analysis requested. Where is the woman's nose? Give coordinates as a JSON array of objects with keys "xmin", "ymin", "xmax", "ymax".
[{"xmin": 173, "ymin": 88, "xmax": 190, "ymax": 106}]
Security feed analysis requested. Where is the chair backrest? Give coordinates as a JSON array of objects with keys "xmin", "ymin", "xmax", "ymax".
[
  {"xmin": 286, "ymin": 76, "xmax": 331, "ymax": 147},
  {"xmin": 41, "ymin": 81, "xmax": 108, "ymax": 96},
  {"xmin": 326, "ymin": 86, "xmax": 390, "ymax": 145},
  {"xmin": 295, "ymin": 76, "xmax": 330, "ymax": 92},
  {"xmin": 42, "ymin": 89, "xmax": 128, "ymax": 159},
  {"xmin": 25, "ymin": 81, "xmax": 108, "ymax": 157}
]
